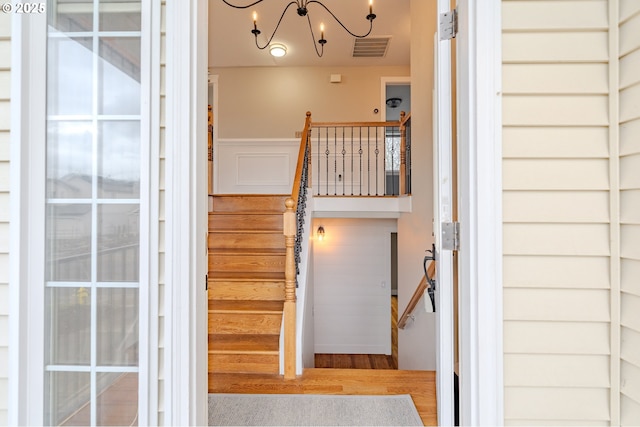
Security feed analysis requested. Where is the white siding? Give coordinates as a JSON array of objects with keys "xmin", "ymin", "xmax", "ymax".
[
  {"xmin": 619, "ymin": 1, "xmax": 640, "ymax": 424},
  {"xmin": 0, "ymin": 9, "xmax": 9, "ymax": 426},
  {"xmin": 158, "ymin": 1, "xmax": 166, "ymax": 424},
  {"xmin": 502, "ymin": 1, "xmax": 613, "ymax": 424}
]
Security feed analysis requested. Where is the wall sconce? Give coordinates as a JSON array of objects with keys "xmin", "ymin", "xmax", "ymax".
[{"xmin": 317, "ymin": 226, "xmax": 325, "ymax": 241}]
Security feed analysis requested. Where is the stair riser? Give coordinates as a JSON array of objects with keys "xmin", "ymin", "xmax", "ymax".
[
  {"xmin": 209, "ymin": 353, "xmax": 279, "ymax": 374},
  {"xmin": 208, "ymin": 282, "xmax": 285, "ymax": 301},
  {"xmin": 209, "ymin": 314, "xmax": 283, "ymax": 335},
  {"xmin": 209, "ymin": 233, "xmax": 285, "ymax": 250},
  {"xmin": 209, "ymin": 255, "xmax": 285, "ymax": 273},
  {"xmin": 212, "ymin": 196, "xmax": 288, "ymax": 213},
  {"xmin": 209, "ymin": 214, "xmax": 283, "ymax": 231}
]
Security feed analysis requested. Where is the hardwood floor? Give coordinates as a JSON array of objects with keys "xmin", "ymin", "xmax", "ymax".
[
  {"xmin": 211, "ymin": 298, "xmax": 435, "ymax": 424},
  {"xmin": 210, "ymin": 369, "xmax": 437, "ymax": 426},
  {"xmin": 315, "ymin": 353, "xmax": 396, "ymax": 369}
]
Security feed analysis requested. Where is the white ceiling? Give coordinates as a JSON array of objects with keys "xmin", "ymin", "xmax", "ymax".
[{"xmin": 209, "ymin": 0, "xmax": 411, "ymax": 68}]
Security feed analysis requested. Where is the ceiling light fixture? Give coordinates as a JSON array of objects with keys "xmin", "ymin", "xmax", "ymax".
[
  {"xmin": 269, "ymin": 43, "xmax": 287, "ymax": 57},
  {"xmin": 221, "ymin": 0, "xmax": 377, "ymax": 58},
  {"xmin": 386, "ymin": 97, "xmax": 402, "ymax": 108}
]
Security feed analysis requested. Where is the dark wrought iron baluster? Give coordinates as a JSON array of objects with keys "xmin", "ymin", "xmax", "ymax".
[
  {"xmin": 375, "ymin": 126, "xmax": 380, "ymax": 196},
  {"xmin": 324, "ymin": 127, "xmax": 329, "ymax": 196},
  {"xmin": 316, "ymin": 127, "xmax": 320, "ymax": 196},
  {"xmin": 341, "ymin": 127, "xmax": 346, "ymax": 196},
  {"xmin": 367, "ymin": 126, "xmax": 371, "ymax": 196},
  {"xmin": 350, "ymin": 127, "xmax": 354, "ymax": 196},
  {"xmin": 359, "ymin": 127, "xmax": 363, "ymax": 196},
  {"xmin": 333, "ymin": 127, "xmax": 338, "ymax": 196}
]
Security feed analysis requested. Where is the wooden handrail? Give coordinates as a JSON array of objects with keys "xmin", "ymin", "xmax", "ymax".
[
  {"xmin": 400, "ymin": 111, "xmax": 411, "ymax": 127},
  {"xmin": 283, "ymin": 111, "xmax": 312, "ymax": 380},
  {"xmin": 310, "ymin": 120, "xmax": 402, "ymax": 128},
  {"xmin": 291, "ymin": 111, "xmax": 313, "ymax": 207},
  {"xmin": 398, "ymin": 260, "xmax": 436, "ymax": 329}
]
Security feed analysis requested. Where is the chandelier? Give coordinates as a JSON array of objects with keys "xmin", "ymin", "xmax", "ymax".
[{"xmin": 221, "ymin": 0, "xmax": 377, "ymax": 57}]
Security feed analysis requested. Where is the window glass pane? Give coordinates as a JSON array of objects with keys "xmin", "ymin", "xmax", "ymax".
[
  {"xmin": 98, "ymin": 121, "xmax": 140, "ymax": 198},
  {"xmin": 45, "ymin": 288, "xmax": 91, "ymax": 365},
  {"xmin": 97, "ymin": 288, "xmax": 139, "ymax": 366},
  {"xmin": 96, "ymin": 372, "xmax": 139, "ymax": 426},
  {"xmin": 45, "ymin": 371, "xmax": 91, "ymax": 426},
  {"xmin": 45, "ymin": 1, "xmax": 142, "ymax": 424},
  {"xmin": 385, "ymin": 135, "xmax": 401, "ymax": 171},
  {"xmin": 98, "ymin": 37, "xmax": 141, "ymax": 115},
  {"xmin": 47, "ymin": 121, "xmax": 93, "ymax": 199},
  {"xmin": 49, "ymin": 0, "xmax": 94, "ymax": 32},
  {"xmin": 48, "ymin": 37, "xmax": 94, "ymax": 116},
  {"xmin": 99, "ymin": 1, "xmax": 141, "ymax": 31},
  {"xmin": 97, "ymin": 204, "xmax": 140, "ymax": 282},
  {"xmin": 46, "ymin": 204, "xmax": 92, "ymax": 282}
]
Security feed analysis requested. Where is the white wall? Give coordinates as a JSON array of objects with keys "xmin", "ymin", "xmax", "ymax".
[
  {"xmin": 210, "ymin": 65, "xmax": 410, "ymax": 139},
  {"xmin": 313, "ymin": 218, "xmax": 396, "ymax": 354},
  {"xmin": 396, "ymin": 0, "xmax": 437, "ymax": 371},
  {"xmin": 302, "ymin": 245, "xmax": 315, "ymax": 368},
  {"xmin": 0, "ymin": 10, "xmax": 10, "ymax": 426},
  {"xmin": 619, "ymin": 1, "xmax": 640, "ymax": 424}
]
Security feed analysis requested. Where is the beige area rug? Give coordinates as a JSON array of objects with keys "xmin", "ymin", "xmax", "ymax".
[{"xmin": 208, "ymin": 393, "xmax": 424, "ymax": 426}]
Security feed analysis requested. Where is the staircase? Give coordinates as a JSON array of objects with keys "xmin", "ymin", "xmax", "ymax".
[{"xmin": 208, "ymin": 195, "xmax": 288, "ymax": 376}]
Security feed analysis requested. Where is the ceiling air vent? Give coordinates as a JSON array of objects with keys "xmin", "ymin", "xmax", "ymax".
[{"xmin": 352, "ymin": 36, "xmax": 391, "ymax": 58}]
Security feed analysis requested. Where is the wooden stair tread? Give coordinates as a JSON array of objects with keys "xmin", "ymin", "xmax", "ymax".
[
  {"xmin": 209, "ymin": 271, "xmax": 285, "ymax": 281},
  {"xmin": 208, "ymin": 194, "xmax": 288, "ymax": 376},
  {"xmin": 210, "ymin": 247, "xmax": 285, "ymax": 254},
  {"xmin": 209, "ymin": 300, "xmax": 284, "ymax": 313},
  {"xmin": 209, "ymin": 229, "xmax": 283, "ymax": 234},
  {"xmin": 209, "ymin": 334, "xmax": 279, "ymax": 353},
  {"xmin": 212, "ymin": 195, "xmax": 289, "ymax": 213},
  {"xmin": 210, "ymin": 211, "xmax": 285, "ymax": 216}
]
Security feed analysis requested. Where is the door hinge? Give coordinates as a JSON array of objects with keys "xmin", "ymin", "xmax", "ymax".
[
  {"xmin": 442, "ymin": 222, "xmax": 460, "ymax": 251},
  {"xmin": 439, "ymin": 8, "xmax": 458, "ymax": 41}
]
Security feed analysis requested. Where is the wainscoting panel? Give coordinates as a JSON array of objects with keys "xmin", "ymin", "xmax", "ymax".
[{"xmin": 216, "ymin": 139, "xmax": 299, "ymax": 194}]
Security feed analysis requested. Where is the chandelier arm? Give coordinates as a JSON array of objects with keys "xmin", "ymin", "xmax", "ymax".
[
  {"xmin": 254, "ymin": 1, "xmax": 299, "ymax": 49},
  {"xmin": 306, "ymin": 13, "xmax": 324, "ymax": 57},
  {"xmin": 221, "ymin": 0, "xmax": 267, "ymax": 9},
  {"xmin": 306, "ymin": 0, "xmax": 374, "ymax": 38}
]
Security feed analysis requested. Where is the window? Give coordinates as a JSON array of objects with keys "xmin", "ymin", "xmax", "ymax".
[{"xmin": 44, "ymin": 1, "xmax": 143, "ymax": 424}]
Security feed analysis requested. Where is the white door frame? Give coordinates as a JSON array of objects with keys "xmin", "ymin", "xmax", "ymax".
[
  {"xmin": 455, "ymin": 0, "xmax": 504, "ymax": 425},
  {"xmin": 434, "ymin": 0, "xmax": 455, "ymax": 422},
  {"xmin": 8, "ymin": 0, "xmax": 503, "ymax": 424},
  {"xmin": 164, "ymin": 0, "xmax": 209, "ymax": 425},
  {"xmin": 380, "ymin": 76, "xmax": 411, "ymax": 122},
  {"xmin": 172, "ymin": 0, "xmax": 503, "ymax": 424}
]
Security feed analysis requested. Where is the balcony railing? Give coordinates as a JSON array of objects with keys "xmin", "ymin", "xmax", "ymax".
[{"xmin": 309, "ymin": 112, "xmax": 411, "ymax": 196}]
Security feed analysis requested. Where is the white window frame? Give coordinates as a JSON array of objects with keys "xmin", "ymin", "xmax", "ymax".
[{"xmin": 9, "ymin": 1, "xmax": 160, "ymax": 424}]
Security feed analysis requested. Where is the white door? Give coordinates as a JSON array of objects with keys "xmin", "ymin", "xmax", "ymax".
[{"xmin": 433, "ymin": 1, "xmax": 456, "ymax": 425}]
